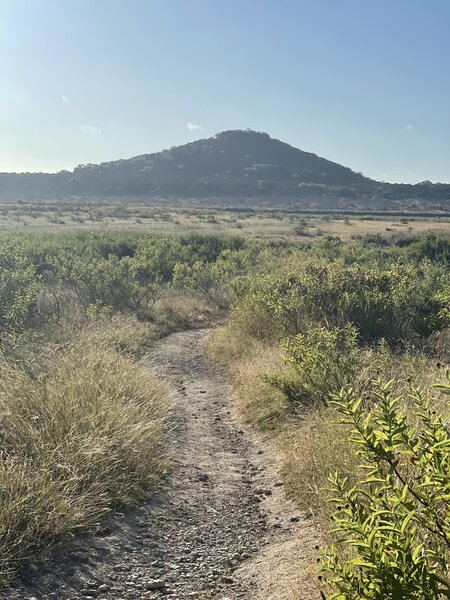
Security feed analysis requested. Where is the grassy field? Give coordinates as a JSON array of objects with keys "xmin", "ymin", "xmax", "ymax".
[{"xmin": 1, "ymin": 201, "xmax": 449, "ymax": 241}]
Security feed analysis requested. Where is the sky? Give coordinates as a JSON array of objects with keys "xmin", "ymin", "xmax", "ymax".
[{"xmin": 1, "ymin": 0, "xmax": 450, "ymax": 183}]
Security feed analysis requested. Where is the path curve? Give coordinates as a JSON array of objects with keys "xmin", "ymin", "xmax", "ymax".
[{"xmin": 1, "ymin": 330, "xmax": 318, "ymax": 600}]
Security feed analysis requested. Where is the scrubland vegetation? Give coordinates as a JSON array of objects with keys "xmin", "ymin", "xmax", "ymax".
[
  {"xmin": 203, "ymin": 232, "xmax": 450, "ymax": 598},
  {"xmin": 1, "ymin": 228, "xmax": 450, "ymax": 597},
  {"xmin": 0, "ymin": 231, "xmax": 234, "ymax": 582}
]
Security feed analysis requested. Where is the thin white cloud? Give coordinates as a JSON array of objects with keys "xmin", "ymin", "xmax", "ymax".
[
  {"xmin": 405, "ymin": 124, "xmax": 413, "ymax": 131},
  {"xmin": 186, "ymin": 121, "xmax": 204, "ymax": 132},
  {"xmin": 80, "ymin": 124, "xmax": 102, "ymax": 135},
  {"xmin": 61, "ymin": 95, "xmax": 70, "ymax": 103}
]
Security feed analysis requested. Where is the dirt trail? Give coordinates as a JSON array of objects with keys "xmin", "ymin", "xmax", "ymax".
[{"xmin": 2, "ymin": 330, "xmax": 318, "ymax": 600}]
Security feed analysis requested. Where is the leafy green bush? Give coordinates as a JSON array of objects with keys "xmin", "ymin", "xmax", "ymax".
[
  {"xmin": 400, "ymin": 234, "xmax": 450, "ymax": 264},
  {"xmin": 134, "ymin": 233, "xmax": 246, "ymax": 282},
  {"xmin": 320, "ymin": 375, "xmax": 450, "ymax": 599},
  {"xmin": 0, "ymin": 264, "xmax": 40, "ymax": 335},
  {"xmin": 59, "ymin": 255, "xmax": 142, "ymax": 311},
  {"xmin": 173, "ymin": 260, "xmax": 225, "ymax": 304},
  {"xmin": 232, "ymin": 261, "xmax": 449, "ymax": 345},
  {"xmin": 265, "ymin": 324, "xmax": 360, "ymax": 407}
]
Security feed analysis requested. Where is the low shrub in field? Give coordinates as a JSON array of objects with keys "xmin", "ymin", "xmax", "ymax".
[
  {"xmin": 62, "ymin": 255, "xmax": 163, "ymax": 312},
  {"xmin": 0, "ymin": 262, "xmax": 40, "ymax": 336},
  {"xmin": 402, "ymin": 233, "xmax": 450, "ymax": 264},
  {"xmin": 231, "ymin": 261, "xmax": 449, "ymax": 345},
  {"xmin": 0, "ymin": 326, "xmax": 171, "ymax": 583},
  {"xmin": 320, "ymin": 376, "xmax": 450, "ymax": 599},
  {"xmin": 173, "ymin": 260, "xmax": 231, "ymax": 306},
  {"xmin": 265, "ymin": 324, "xmax": 360, "ymax": 408}
]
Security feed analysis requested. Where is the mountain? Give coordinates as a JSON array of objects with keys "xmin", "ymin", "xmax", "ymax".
[{"xmin": 1, "ymin": 130, "xmax": 449, "ymax": 210}]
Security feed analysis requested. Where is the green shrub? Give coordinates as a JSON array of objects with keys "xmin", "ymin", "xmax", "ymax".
[
  {"xmin": 57, "ymin": 255, "xmax": 144, "ymax": 312},
  {"xmin": 173, "ymin": 260, "xmax": 225, "ymax": 304},
  {"xmin": 320, "ymin": 375, "xmax": 450, "ymax": 599},
  {"xmin": 265, "ymin": 324, "xmax": 360, "ymax": 407},
  {"xmin": 0, "ymin": 264, "xmax": 40, "ymax": 335},
  {"xmin": 232, "ymin": 261, "xmax": 448, "ymax": 345},
  {"xmin": 402, "ymin": 234, "xmax": 450, "ymax": 264}
]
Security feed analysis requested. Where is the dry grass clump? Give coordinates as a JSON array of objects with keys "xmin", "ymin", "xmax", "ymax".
[
  {"xmin": 279, "ymin": 409, "xmax": 358, "ymax": 527},
  {"xmin": 203, "ymin": 324, "xmax": 258, "ymax": 365},
  {"xmin": 421, "ymin": 328, "xmax": 450, "ymax": 361},
  {"xmin": 204, "ymin": 326, "xmax": 289, "ymax": 428},
  {"xmin": 79, "ymin": 313, "xmax": 160, "ymax": 357},
  {"xmin": 0, "ymin": 325, "xmax": 171, "ymax": 583},
  {"xmin": 230, "ymin": 344, "xmax": 290, "ymax": 428},
  {"xmin": 152, "ymin": 292, "xmax": 221, "ymax": 333}
]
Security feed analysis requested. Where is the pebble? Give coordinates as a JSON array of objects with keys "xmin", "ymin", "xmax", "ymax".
[
  {"xmin": 145, "ymin": 579, "xmax": 167, "ymax": 590},
  {"xmin": 151, "ymin": 560, "xmax": 166, "ymax": 568}
]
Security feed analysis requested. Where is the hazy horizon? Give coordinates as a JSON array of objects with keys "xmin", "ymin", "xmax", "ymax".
[{"xmin": 1, "ymin": 0, "xmax": 450, "ymax": 184}]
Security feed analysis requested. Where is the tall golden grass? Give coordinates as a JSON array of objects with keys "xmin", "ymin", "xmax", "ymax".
[{"xmin": 0, "ymin": 317, "xmax": 171, "ymax": 582}]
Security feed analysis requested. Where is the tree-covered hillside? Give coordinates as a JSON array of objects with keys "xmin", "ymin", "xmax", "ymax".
[{"xmin": 1, "ymin": 130, "xmax": 450, "ymax": 210}]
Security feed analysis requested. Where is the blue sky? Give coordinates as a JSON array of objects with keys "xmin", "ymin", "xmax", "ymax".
[{"xmin": 1, "ymin": 0, "xmax": 449, "ymax": 182}]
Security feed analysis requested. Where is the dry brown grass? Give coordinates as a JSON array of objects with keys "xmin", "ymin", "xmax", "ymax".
[
  {"xmin": 152, "ymin": 292, "xmax": 220, "ymax": 332},
  {"xmin": 230, "ymin": 344, "xmax": 289, "ymax": 428},
  {"xmin": 203, "ymin": 323, "xmax": 258, "ymax": 365},
  {"xmin": 79, "ymin": 313, "xmax": 160, "ymax": 356},
  {"xmin": 0, "ymin": 318, "xmax": 171, "ymax": 583},
  {"xmin": 278, "ymin": 409, "xmax": 358, "ymax": 525},
  {"xmin": 204, "ymin": 326, "xmax": 290, "ymax": 428},
  {"xmin": 1, "ymin": 201, "xmax": 449, "ymax": 243}
]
